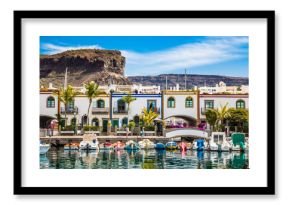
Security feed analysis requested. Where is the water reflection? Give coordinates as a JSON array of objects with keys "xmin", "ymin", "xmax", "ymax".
[{"xmin": 40, "ymin": 149, "xmax": 248, "ymax": 169}]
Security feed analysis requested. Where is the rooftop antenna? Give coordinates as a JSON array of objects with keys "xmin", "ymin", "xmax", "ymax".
[
  {"xmin": 165, "ymin": 76, "xmax": 168, "ymax": 90},
  {"xmin": 185, "ymin": 68, "xmax": 187, "ymax": 90},
  {"xmin": 64, "ymin": 67, "xmax": 68, "ymax": 89}
]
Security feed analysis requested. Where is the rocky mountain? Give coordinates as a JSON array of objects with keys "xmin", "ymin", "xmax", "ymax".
[
  {"xmin": 40, "ymin": 49, "xmax": 248, "ymax": 88},
  {"xmin": 40, "ymin": 49, "xmax": 131, "ymax": 87},
  {"xmin": 128, "ymin": 74, "xmax": 248, "ymax": 90}
]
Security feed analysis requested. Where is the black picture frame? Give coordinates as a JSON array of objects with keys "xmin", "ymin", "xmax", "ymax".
[{"xmin": 14, "ymin": 10, "xmax": 275, "ymax": 195}]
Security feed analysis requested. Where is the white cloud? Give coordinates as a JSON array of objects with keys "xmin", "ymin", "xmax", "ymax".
[
  {"xmin": 41, "ymin": 43, "xmax": 103, "ymax": 54},
  {"xmin": 41, "ymin": 37, "xmax": 248, "ymax": 76},
  {"xmin": 122, "ymin": 37, "xmax": 248, "ymax": 76}
]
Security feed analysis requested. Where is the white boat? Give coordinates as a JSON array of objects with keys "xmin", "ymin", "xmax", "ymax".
[
  {"xmin": 40, "ymin": 143, "xmax": 50, "ymax": 154},
  {"xmin": 80, "ymin": 139, "xmax": 99, "ymax": 150},
  {"xmin": 138, "ymin": 139, "xmax": 155, "ymax": 149},
  {"xmin": 209, "ymin": 132, "xmax": 231, "ymax": 152}
]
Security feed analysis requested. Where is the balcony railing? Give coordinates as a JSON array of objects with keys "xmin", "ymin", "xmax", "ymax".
[
  {"xmin": 113, "ymin": 107, "xmax": 128, "ymax": 114},
  {"xmin": 201, "ymin": 107, "xmax": 214, "ymax": 115},
  {"xmin": 60, "ymin": 107, "xmax": 78, "ymax": 114},
  {"xmin": 92, "ymin": 107, "xmax": 109, "ymax": 114}
]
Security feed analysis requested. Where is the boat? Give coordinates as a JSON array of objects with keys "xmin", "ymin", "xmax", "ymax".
[
  {"xmin": 230, "ymin": 133, "xmax": 247, "ymax": 152},
  {"xmin": 209, "ymin": 132, "xmax": 231, "ymax": 152},
  {"xmin": 40, "ymin": 142, "xmax": 50, "ymax": 154},
  {"xmin": 80, "ymin": 138, "xmax": 99, "ymax": 150},
  {"xmin": 124, "ymin": 140, "xmax": 140, "ymax": 150},
  {"xmin": 155, "ymin": 142, "xmax": 165, "ymax": 150},
  {"xmin": 112, "ymin": 141, "xmax": 125, "ymax": 150},
  {"xmin": 64, "ymin": 143, "xmax": 79, "ymax": 150},
  {"xmin": 165, "ymin": 141, "xmax": 178, "ymax": 150},
  {"xmin": 195, "ymin": 139, "xmax": 205, "ymax": 151},
  {"xmin": 138, "ymin": 139, "xmax": 155, "ymax": 149},
  {"xmin": 99, "ymin": 141, "xmax": 114, "ymax": 150},
  {"xmin": 178, "ymin": 141, "xmax": 192, "ymax": 151}
]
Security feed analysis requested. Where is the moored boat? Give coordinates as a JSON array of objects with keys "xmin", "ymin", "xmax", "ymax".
[
  {"xmin": 124, "ymin": 140, "xmax": 140, "ymax": 150},
  {"xmin": 112, "ymin": 141, "xmax": 125, "ymax": 150},
  {"xmin": 155, "ymin": 142, "xmax": 165, "ymax": 150},
  {"xmin": 80, "ymin": 139, "xmax": 99, "ymax": 150},
  {"xmin": 209, "ymin": 132, "xmax": 231, "ymax": 152},
  {"xmin": 165, "ymin": 141, "xmax": 178, "ymax": 150},
  {"xmin": 99, "ymin": 141, "xmax": 114, "ymax": 150},
  {"xmin": 195, "ymin": 139, "xmax": 205, "ymax": 151},
  {"xmin": 138, "ymin": 139, "xmax": 155, "ymax": 149},
  {"xmin": 40, "ymin": 142, "xmax": 50, "ymax": 154},
  {"xmin": 64, "ymin": 143, "xmax": 79, "ymax": 150},
  {"xmin": 230, "ymin": 133, "xmax": 247, "ymax": 152}
]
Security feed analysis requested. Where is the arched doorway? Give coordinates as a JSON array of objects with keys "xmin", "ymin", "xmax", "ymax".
[
  {"xmin": 82, "ymin": 115, "xmax": 88, "ymax": 127},
  {"xmin": 40, "ymin": 115, "xmax": 56, "ymax": 128}
]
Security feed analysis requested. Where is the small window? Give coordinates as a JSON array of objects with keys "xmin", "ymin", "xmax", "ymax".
[
  {"xmin": 185, "ymin": 97, "xmax": 193, "ymax": 108},
  {"xmin": 122, "ymin": 117, "xmax": 128, "ymax": 126},
  {"xmin": 47, "ymin": 96, "xmax": 55, "ymax": 108},
  {"xmin": 167, "ymin": 97, "xmax": 175, "ymax": 108},
  {"xmin": 205, "ymin": 100, "xmax": 214, "ymax": 109},
  {"xmin": 236, "ymin": 100, "xmax": 245, "ymax": 109},
  {"xmin": 97, "ymin": 99, "xmax": 105, "ymax": 108}
]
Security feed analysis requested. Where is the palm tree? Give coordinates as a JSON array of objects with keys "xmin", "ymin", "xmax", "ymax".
[
  {"xmin": 56, "ymin": 85, "xmax": 76, "ymax": 126},
  {"xmin": 121, "ymin": 93, "xmax": 136, "ymax": 121},
  {"xmin": 84, "ymin": 81, "xmax": 103, "ymax": 126},
  {"xmin": 216, "ymin": 103, "xmax": 230, "ymax": 131},
  {"xmin": 140, "ymin": 107, "xmax": 159, "ymax": 128},
  {"xmin": 205, "ymin": 109, "xmax": 218, "ymax": 131}
]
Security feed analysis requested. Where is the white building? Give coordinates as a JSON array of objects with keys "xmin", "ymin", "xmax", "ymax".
[
  {"xmin": 199, "ymin": 81, "xmax": 249, "ymax": 94},
  {"xmin": 163, "ymin": 90, "xmax": 198, "ymax": 127},
  {"xmin": 199, "ymin": 93, "xmax": 249, "ymax": 122}
]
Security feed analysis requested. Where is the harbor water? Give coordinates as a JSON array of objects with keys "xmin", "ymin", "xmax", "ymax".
[{"xmin": 40, "ymin": 149, "xmax": 249, "ymax": 169}]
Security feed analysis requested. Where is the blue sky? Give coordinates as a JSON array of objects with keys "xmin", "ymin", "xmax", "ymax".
[{"xmin": 40, "ymin": 36, "xmax": 248, "ymax": 77}]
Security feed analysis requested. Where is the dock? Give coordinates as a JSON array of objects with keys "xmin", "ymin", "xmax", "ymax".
[{"xmin": 40, "ymin": 135, "xmax": 170, "ymax": 145}]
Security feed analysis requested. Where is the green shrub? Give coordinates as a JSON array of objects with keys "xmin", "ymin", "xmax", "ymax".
[
  {"xmin": 62, "ymin": 125, "xmax": 74, "ymax": 131},
  {"xmin": 83, "ymin": 125, "xmax": 99, "ymax": 131},
  {"xmin": 144, "ymin": 125, "xmax": 155, "ymax": 131},
  {"xmin": 128, "ymin": 121, "xmax": 135, "ymax": 130}
]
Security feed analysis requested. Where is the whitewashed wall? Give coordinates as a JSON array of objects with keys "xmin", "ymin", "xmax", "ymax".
[
  {"xmin": 39, "ymin": 92, "xmax": 58, "ymax": 118},
  {"xmin": 60, "ymin": 95, "xmax": 110, "ymax": 126},
  {"xmin": 163, "ymin": 93, "xmax": 198, "ymax": 120},
  {"xmin": 112, "ymin": 94, "xmax": 162, "ymax": 125},
  {"xmin": 200, "ymin": 95, "xmax": 249, "ymax": 118}
]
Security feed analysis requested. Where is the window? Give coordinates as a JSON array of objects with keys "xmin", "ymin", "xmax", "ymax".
[
  {"xmin": 167, "ymin": 97, "xmax": 175, "ymax": 108},
  {"xmin": 236, "ymin": 100, "xmax": 245, "ymax": 109},
  {"xmin": 47, "ymin": 96, "xmax": 55, "ymax": 108},
  {"xmin": 67, "ymin": 101, "xmax": 75, "ymax": 112},
  {"xmin": 205, "ymin": 100, "xmax": 214, "ymax": 109},
  {"xmin": 91, "ymin": 118, "xmax": 99, "ymax": 127},
  {"xmin": 147, "ymin": 100, "xmax": 157, "ymax": 112},
  {"xmin": 117, "ymin": 99, "xmax": 126, "ymax": 112},
  {"xmin": 185, "ymin": 97, "xmax": 193, "ymax": 108},
  {"xmin": 122, "ymin": 117, "xmax": 128, "ymax": 126},
  {"xmin": 97, "ymin": 99, "xmax": 105, "ymax": 108}
]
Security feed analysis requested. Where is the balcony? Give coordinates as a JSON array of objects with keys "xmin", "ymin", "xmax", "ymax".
[
  {"xmin": 92, "ymin": 107, "xmax": 109, "ymax": 114},
  {"xmin": 113, "ymin": 107, "xmax": 128, "ymax": 114},
  {"xmin": 60, "ymin": 107, "xmax": 78, "ymax": 114}
]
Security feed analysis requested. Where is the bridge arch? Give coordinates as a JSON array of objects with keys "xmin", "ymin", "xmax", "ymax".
[
  {"xmin": 164, "ymin": 115, "xmax": 197, "ymax": 127},
  {"xmin": 165, "ymin": 128, "xmax": 209, "ymax": 139}
]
